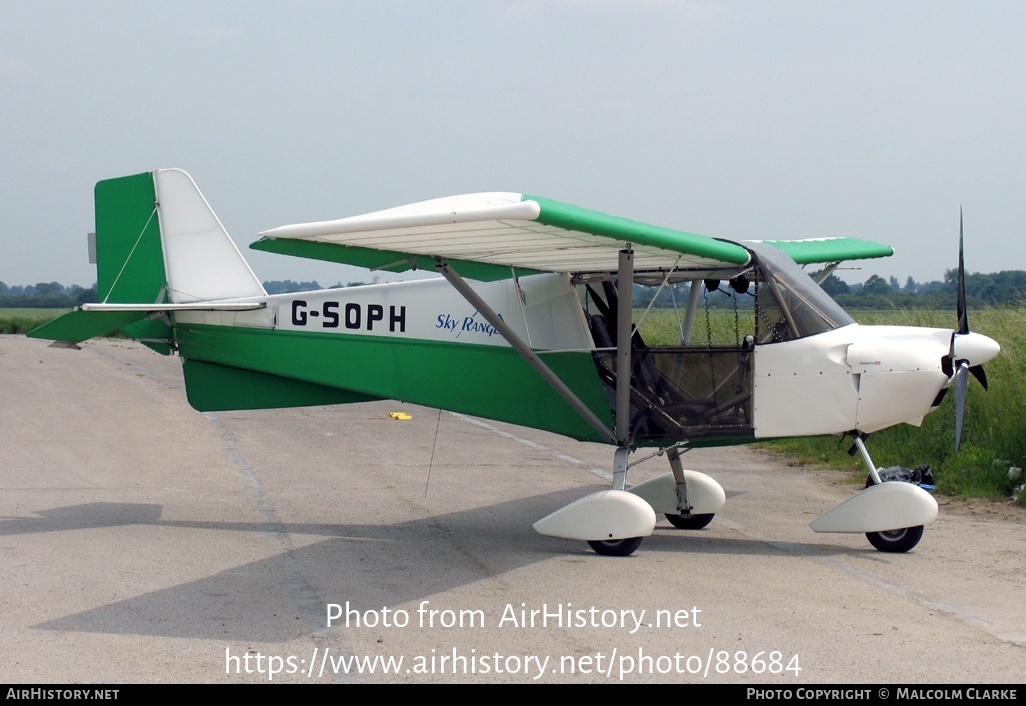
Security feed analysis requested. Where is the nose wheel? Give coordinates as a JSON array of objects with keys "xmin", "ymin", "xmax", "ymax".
[{"xmin": 865, "ymin": 525, "xmax": 924, "ymax": 553}]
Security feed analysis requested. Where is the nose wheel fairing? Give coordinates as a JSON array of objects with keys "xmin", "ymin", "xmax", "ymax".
[{"xmin": 809, "ymin": 481, "xmax": 938, "ymax": 534}]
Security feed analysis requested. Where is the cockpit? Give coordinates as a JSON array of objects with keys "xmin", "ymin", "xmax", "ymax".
[{"xmin": 581, "ymin": 242, "xmax": 853, "ymax": 446}]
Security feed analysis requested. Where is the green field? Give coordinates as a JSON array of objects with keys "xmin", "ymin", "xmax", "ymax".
[
  {"xmin": 639, "ymin": 307, "xmax": 1025, "ymax": 505},
  {"xmin": 0, "ymin": 308, "xmax": 68, "ymax": 334}
]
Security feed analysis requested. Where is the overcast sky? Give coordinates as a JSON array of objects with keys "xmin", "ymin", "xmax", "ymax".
[{"xmin": 3, "ymin": 1, "xmax": 1024, "ymax": 289}]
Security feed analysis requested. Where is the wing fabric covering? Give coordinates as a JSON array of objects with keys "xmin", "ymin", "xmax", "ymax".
[{"xmin": 253, "ymin": 193, "xmax": 753, "ymax": 278}]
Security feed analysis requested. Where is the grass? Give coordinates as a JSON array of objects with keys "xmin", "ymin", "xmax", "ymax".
[
  {"xmin": 637, "ymin": 306, "xmax": 1024, "ymax": 505},
  {"xmin": 0, "ymin": 308, "xmax": 68, "ymax": 334},
  {"xmin": 636, "ymin": 306, "xmax": 744, "ymax": 346}
]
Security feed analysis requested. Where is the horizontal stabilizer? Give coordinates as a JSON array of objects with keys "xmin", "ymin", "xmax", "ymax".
[
  {"xmin": 182, "ymin": 359, "xmax": 382, "ymax": 412},
  {"xmin": 27, "ymin": 308, "xmax": 149, "ymax": 344},
  {"xmin": 83, "ymin": 302, "xmax": 264, "ymax": 312}
]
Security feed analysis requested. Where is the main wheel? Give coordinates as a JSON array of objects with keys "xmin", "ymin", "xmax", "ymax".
[
  {"xmin": 587, "ymin": 537, "xmax": 643, "ymax": 556},
  {"xmin": 665, "ymin": 513, "xmax": 714, "ymax": 530},
  {"xmin": 865, "ymin": 525, "xmax": 924, "ymax": 553}
]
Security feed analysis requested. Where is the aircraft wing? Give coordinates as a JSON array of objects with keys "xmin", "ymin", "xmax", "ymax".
[
  {"xmin": 754, "ymin": 237, "xmax": 893, "ymax": 265},
  {"xmin": 254, "ymin": 193, "xmax": 893, "ymax": 279},
  {"xmin": 252, "ymin": 193, "xmax": 754, "ymax": 281}
]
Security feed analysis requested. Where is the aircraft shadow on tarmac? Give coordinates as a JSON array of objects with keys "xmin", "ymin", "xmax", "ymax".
[{"xmin": 8, "ymin": 492, "xmax": 870, "ymax": 642}]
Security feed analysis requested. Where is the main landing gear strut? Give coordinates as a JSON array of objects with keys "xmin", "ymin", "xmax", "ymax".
[
  {"xmin": 534, "ymin": 444, "xmax": 729, "ymax": 557},
  {"xmin": 582, "ymin": 445, "xmax": 726, "ymax": 556}
]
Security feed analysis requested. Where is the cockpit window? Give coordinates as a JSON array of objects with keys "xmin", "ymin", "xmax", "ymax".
[{"xmin": 747, "ymin": 242, "xmax": 854, "ymax": 343}]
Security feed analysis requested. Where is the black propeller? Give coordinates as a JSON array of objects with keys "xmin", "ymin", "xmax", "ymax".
[{"xmin": 949, "ymin": 209, "xmax": 990, "ymax": 451}]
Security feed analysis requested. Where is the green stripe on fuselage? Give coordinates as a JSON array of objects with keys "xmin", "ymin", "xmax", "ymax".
[
  {"xmin": 183, "ymin": 359, "xmax": 381, "ymax": 411},
  {"xmin": 174, "ymin": 323, "xmax": 613, "ymax": 443}
]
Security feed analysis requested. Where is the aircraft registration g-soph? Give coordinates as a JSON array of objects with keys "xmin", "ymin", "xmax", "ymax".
[{"xmin": 31, "ymin": 169, "xmax": 1000, "ymax": 556}]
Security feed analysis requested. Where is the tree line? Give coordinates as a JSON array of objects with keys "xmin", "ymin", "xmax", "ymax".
[
  {"xmin": 3, "ymin": 270, "xmax": 1025, "ymax": 310},
  {"xmin": 0, "ymin": 281, "xmax": 97, "ymax": 308},
  {"xmin": 633, "ymin": 268, "xmax": 1026, "ymax": 310},
  {"xmin": 0, "ymin": 279, "xmax": 352, "ymax": 308}
]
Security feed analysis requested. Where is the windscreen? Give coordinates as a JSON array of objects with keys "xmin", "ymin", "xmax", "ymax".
[{"xmin": 747, "ymin": 242, "xmax": 855, "ymax": 343}]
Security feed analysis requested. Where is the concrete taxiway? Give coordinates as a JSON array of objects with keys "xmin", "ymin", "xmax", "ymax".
[{"xmin": 1, "ymin": 335, "xmax": 1023, "ymax": 683}]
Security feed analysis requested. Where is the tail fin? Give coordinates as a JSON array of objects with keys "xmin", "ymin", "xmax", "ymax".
[
  {"xmin": 29, "ymin": 168, "xmax": 265, "ymax": 349},
  {"xmin": 151, "ymin": 169, "xmax": 265, "ymax": 304}
]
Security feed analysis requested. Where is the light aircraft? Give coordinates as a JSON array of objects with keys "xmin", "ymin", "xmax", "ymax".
[{"xmin": 30, "ymin": 168, "xmax": 1000, "ymax": 556}]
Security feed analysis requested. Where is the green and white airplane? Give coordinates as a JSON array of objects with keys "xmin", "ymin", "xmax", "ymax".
[{"xmin": 30, "ymin": 169, "xmax": 999, "ymax": 556}]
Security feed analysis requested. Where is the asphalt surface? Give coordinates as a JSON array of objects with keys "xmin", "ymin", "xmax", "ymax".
[{"xmin": 1, "ymin": 335, "xmax": 1023, "ymax": 684}]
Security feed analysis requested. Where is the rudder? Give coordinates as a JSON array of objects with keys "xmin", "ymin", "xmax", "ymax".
[{"xmin": 94, "ymin": 172, "xmax": 167, "ymax": 305}]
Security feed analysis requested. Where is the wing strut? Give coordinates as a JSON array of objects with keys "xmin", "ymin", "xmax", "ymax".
[
  {"xmin": 434, "ymin": 259, "xmax": 618, "ymax": 445},
  {"xmin": 679, "ymin": 280, "xmax": 703, "ymax": 345},
  {"xmin": 615, "ymin": 248, "xmax": 634, "ymax": 445},
  {"xmin": 611, "ymin": 248, "xmax": 635, "ymax": 491}
]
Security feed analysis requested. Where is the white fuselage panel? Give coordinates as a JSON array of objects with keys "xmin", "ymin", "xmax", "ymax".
[
  {"xmin": 176, "ymin": 273, "xmax": 595, "ymax": 352},
  {"xmin": 753, "ymin": 324, "xmax": 954, "ymax": 438},
  {"xmin": 753, "ymin": 325, "xmax": 860, "ymax": 438}
]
